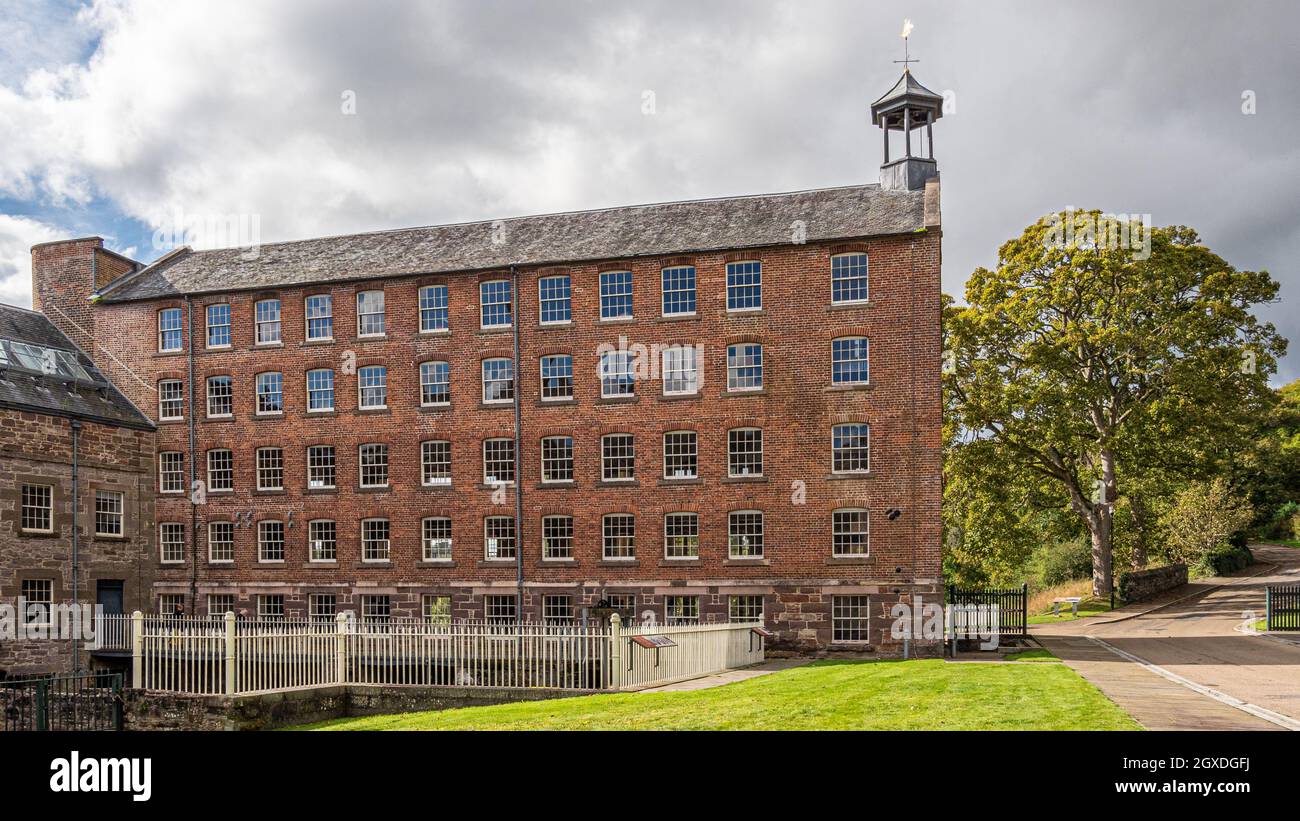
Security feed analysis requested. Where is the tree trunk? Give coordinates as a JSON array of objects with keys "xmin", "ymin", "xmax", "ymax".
[{"xmin": 1090, "ymin": 449, "xmax": 1118, "ymax": 597}]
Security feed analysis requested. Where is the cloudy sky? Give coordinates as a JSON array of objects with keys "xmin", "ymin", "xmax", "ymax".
[{"xmin": 1, "ymin": 0, "xmax": 1297, "ymax": 380}]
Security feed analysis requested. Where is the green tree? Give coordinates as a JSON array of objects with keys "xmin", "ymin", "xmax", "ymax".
[
  {"xmin": 1160, "ymin": 478, "xmax": 1254, "ymax": 568},
  {"xmin": 945, "ymin": 211, "xmax": 1285, "ymax": 595}
]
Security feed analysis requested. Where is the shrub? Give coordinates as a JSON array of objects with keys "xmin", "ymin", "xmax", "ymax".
[
  {"xmin": 1028, "ymin": 537, "xmax": 1093, "ymax": 589},
  {"xmin": 1262, "ymin": 501, "xmax": 1300, "ymax": 540},
  {"xmin": 1160, "ymin": 479, "xmax": 1254, "ymax": 570},
  {"xmin": 1204, "ymin": 543, "xmax": 1254, "ymax": 576}
]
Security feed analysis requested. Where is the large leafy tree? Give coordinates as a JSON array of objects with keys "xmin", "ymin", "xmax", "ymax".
[{"xmin": 945, "ymin": 211, "xmax": 1285, "ymax": 595}]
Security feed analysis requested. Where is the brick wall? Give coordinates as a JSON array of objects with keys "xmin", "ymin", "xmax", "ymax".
[
  {"xmin": 0, "ymin": 409, "xmax": 156, "ymax": 675},
  {"xmin": 33, "ymin": 229, "xmax": 943, "ymax": 654}
]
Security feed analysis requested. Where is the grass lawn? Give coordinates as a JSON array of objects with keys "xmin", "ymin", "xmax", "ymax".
[
  {"xmin": 298, "ymin": 659, "xmax": 1139, "ymax": 731},
  {"xmin": 1004, "ymin": 648, "xmax": 1059, "ymax": 662},
  {"xmin": 1262, "ymin": 539, "xmax": 1300, "ymax": 549},
  {"xmin": 1027, "ymin": 597, "xmax": 1114, "ymax": 625}
]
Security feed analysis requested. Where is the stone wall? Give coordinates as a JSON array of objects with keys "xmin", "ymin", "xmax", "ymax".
[
  {"xmin": 122, "ymin": 685, "xmax": 596, "ymax": 730},
  {"xmin": 1118, "ymin": 564, "xmax": 1188, "ymax": 604}
]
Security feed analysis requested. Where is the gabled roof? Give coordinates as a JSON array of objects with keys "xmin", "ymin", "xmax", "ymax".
[
  {"xmin": 96, "ymin": 184, "xmax": 927, "ymax": 302},
  {"xmin": 0, "ymin": 303, "xmax": 154, "ymax": 430}
]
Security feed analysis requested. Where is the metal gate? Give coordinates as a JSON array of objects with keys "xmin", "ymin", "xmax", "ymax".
[{"xmin": 0, "ymin": 671, "xmax": 123, "ymax": 731}]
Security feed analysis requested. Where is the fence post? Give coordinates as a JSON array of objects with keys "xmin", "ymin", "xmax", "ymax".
[
  {"xmin": 224, "ymin": 611, "xmax": 236, "ymax": 695},
  {"xmin": 608, "ymin": 613, "xmax": 621, "ymax": 691},
  {"xmin": 335, "ymin": 612, "xmax": 348, "ymax": 685},
  {"xmin": 130, "ymin": 610, "xmax": 143, "ymax": 689}
]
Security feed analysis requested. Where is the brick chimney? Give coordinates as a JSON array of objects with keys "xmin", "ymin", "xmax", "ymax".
[{"xmin": 30, "ymin": 237, "xmax": 140, "ymax": 362}]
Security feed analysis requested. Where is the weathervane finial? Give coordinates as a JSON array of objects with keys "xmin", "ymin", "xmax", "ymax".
[{"xmin": 895, "ymin": 19, "xmax": 918, "ymax": 72}]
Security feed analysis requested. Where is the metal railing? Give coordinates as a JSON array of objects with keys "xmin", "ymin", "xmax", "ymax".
[
  {"xmin": 128, "ymin": 612, "xmax": 764, "ymax": 695},
  {"xmin": 1267, "ymin": 584, "xmax": 1300, "ymax": 631},
  {"xmin": 0, "ymin": 671, "xmax": 123, "ymax": 731}
]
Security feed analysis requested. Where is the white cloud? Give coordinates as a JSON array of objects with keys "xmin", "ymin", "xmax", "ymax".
[{"xmin": 0, "ymin": 214, "xmax": 64, "ymax": 306}]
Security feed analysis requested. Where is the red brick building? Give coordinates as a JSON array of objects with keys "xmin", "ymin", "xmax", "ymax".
[
  {"xmin": 29, "ymin": 71, "xmax": 944, "ymax": 653},
  {"xmin": 0, "ymin": 303, "xmax": 156, "ymax": 676}
]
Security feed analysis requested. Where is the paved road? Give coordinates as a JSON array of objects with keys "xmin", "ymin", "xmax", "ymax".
[{"xmin": 1035, "ymin": 545, "xmax": 1300, "ymax": 730}]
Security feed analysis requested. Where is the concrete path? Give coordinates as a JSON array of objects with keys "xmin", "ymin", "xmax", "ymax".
[
  {"xmin": 635, "ymin": 659, "xmax": 809, "ymax": 693},
  {"xmin": 1035, "ymin": 545, "xmax": 1300, "ymax": 731}
]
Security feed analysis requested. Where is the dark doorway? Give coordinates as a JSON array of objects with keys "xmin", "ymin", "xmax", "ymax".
[{"xmin": 96, "ymin": 580, "xmax": 124, "ymax": 615}]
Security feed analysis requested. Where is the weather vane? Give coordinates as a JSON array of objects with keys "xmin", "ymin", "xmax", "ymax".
[{"xmin": 894, "ymin": 19, "xmax": 918, "ymax": 71}]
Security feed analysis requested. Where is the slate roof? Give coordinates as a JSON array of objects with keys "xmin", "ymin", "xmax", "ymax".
[
  {"xmin": 0, "ymin": 303, "xmax": 154, "ymax": 430},
  {"xmin": 96, "ymin": 184, "xmax": 927, "ymax": 302}
]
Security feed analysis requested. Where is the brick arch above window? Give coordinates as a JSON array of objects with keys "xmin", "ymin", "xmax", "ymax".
[
  {"xmin": 721, "ymin": 251, "xmax": 763, "ymax": 264},
  {"xmin": 478, "ymin": 347, "xmax": 514, "ymax": 361},
  {"xmin": 723, "ymin": 333, "xmax": 765, "ymax": 347},
  {"xmin": 596, "ymin": 261, "xmax": 636, "ymax": 273},
  {"xmin": 658, "ymin": 256, "xmax": 696, "ymax": 269},
  {"xmin": 537, "ymin": 428, "xmax": 577, "ymax": 440},
  {"xmin": 155, "ymin": 369, "xmax": 186, "ymax": 382},
  {"xmin": 476, "ymin": 271, "xmax": 511, "ymax": 284},
  {"xmin": 827, "ymin": 242, "xmax": 870, "ymax": 256},
  {"xmin": 595, "ymin": 425, "xmax": 634, "ymax": 437}
]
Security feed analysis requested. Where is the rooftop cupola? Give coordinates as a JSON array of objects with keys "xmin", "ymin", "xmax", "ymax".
[{"xmin": 871, "ymin": 27, "xmax": 943, "ymax": 192}]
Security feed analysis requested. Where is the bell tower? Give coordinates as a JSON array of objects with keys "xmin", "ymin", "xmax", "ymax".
[{"xmin": 871, "ymin": 65, "xmax": 943, "ymax": 191}]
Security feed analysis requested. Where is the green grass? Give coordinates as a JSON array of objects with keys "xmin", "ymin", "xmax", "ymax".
[
  {"xmin": 1261, "ymin": 539, "xmax": 1300, "ymax": 549},
  {"xmin": 297, "ymin": 659, "xmax": 1139, "ymax": 731},
  {"xmin": 1252, "ymin": 618, "xmax": 1268, "ymax": 632},
  {"xmin": 1003, "ymin": 648, "xmax": 1058, "ymax": 662},
  {"xmin": 1027, "ymin": 597, "xmax": 1114, "ymax": 625}
]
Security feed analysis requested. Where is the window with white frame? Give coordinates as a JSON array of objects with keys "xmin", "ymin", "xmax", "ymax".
[
  {"xmin": 208, "ymin": 522, "xmax": 234, "ymax": 563},
  {"xmin": 361, "ymin": 518, "xmax": 391, "ymax": 562},
  {"xmin": 158, "ymin": 379, "xmax": 184, "ymax": 420},
  {"xmin": 419, "ymin": 284, "xmax": 449, "ymax": 332},
  {"xmin": 306, "ymin": 368, "xmax": 335, "ymax": 412},
  {"xmin": 602, "ymin": 513, "xmax": 635, "ymax": 559},
  {"xmin": 603, "ymin": 593, "xmax": 636, "ymax": 619},
  {"xmin": 726, "ymin": 260, "xmax": 762, "ymax": 311},
  {"xmin": 832, "ymin": 509, "xmax": 870, "ymax": 557},
  {"xmin": 832, "ymin": 337, "xmax": 870, "ymax": 385},
  {"xmin": 21, "ymin": 579, "xmax": 52, "ymax": 624},
  {"xmin": 599, "ymin": 270, "xmax": 633, "ymax": 319},
  {"xmin": 309, "ymin": 593, "xmax": 336, "ymax": 622},
  {"xmin": 158, "ymin": 594, "xmax": 185, "ymax": 616},
  {"xmin": 539, "ymin": 354, "xmax": 573, "ymax": 400},
  {"xmin": 255, "ymin": 299, "xmax": 282, "ymax": 344},
  {"xmin": 728, "ymin": 511, "xmax": 764, "ymax": 558},
  {"xmin": 308, "ymin": 520, "xmax": 336, "ymax": 562},
  {"xmin": 540, "ymin": 436, "xmax": 574, "ymax": 483},
  {"xmin": 159, "ymin": 452, "xmax": 184, "ymax": 494},
  {"xmin": 484, "ymin": 516, "xmax": 516, "ymax": 560},
  {"xmin": 420, "ymin": 361, "xmax": 450, "ymax": 406},
  {"xmin": 833, "ymin": 595, "xmax": 870, "ymax": 641},
  {"xmin": 305, "ymin": 294, "xmax": 333, "ymax": 340},
  {"xmin": 663, "ymin": 431, "xmax": 697, "ymax": 479},
  {"xmin": 661, "ymin": 266, "xmax": 696, "ymax": 316},
  {"xmin": 485, "ymin": 595, "xmax": 515, "ymax": 624},
  {"xmin": 541, "ymin": 515, "xmax": 573, "ymax": 559},
  {"xmin": 480, "ymin": 279, "xmax": 513, "ymax": 328},
  {"xmin": 421, "ymin": 440, "xmax": 451, "ymax": 486},
  {"xmin": 258, "ymin": 520, "xmax": 285, "ymax": 562},
  {"xmin": 832, "ymin": 423, "xmax": 870, "ymax": 473},
  {"xmin": 601, "ymin": 433, "xmax": 634, "ymax": 481},
  {"xmin": 543, "ymin": 595, "xmax": 573, "ymax": 623},
  {"xmin": 664, "ymin": 512, "xmax": 699, "ymax": 558},
  {"xmin": 361, "ymin": 597, "xmax": 390, "ymax": 620},
  {"xmin": 356, "ymin": 290, "xmax": 386, "ymax": 336},
  {"xmin": 256, "ymin": 447, "xmax": 284, "ymax": 490},
  {"xmin": 422, "ymin": 517, "xmax": 452, "ymax": 561},
  {"xmin": 481, "ymin": 358, "xmax": 514, "ymax": 403},
  {"xmin": 206, "ymin": 303, "xmax": 231, "ymax": 348},
  {"xmin": 729, "ymin": 595, "xmax": 764, "ymax": 623},
  {"xmin": 206, "ymin": 376, "xmax": 233, "ymax": 417},
  {"xmin": 94, "ymin": 490, "xmax": 124, "ymax": 537},
  {"xmin": 482, "ymin": 439, "xmax": 514, "ymax": 485},
  {"xmin": 307, "ymin": 445, "xmax": 335, "ymax": 489},
  {"xmin": 255, "ymin": 372, "xmax": 283, "ymax": 414},
  {"xmin": 726, "ymin": 343, "xmax": 763, "ymax": 391},
  {"xmin": 359, "ymin": 443, "xmax": 389, "ymax": 488},
  {"xmin": 20, "ymin": 484, "xmax": 52, "ymax": 532},
  {"xmin": 662, "ymin": 345, "xmax": 699, "ymax": 395},
  {"xmin": 538, "ymin": 274, "xmax": 572, "ymax": 324},
  {"xmin": 599, "ymin": 350, "xmax": 635, "ymax": 397},
  {"xmin": 357, "ymin": 365, "xmax": 387, "ymax": 409},
  {"xmin": 665, "ymin": 596, "xmax": 699, "ymax": 625},
  {"xmin": 728, "ymin": 428, "xmax": 763, "ymax": 477},
  {"xmin": 206, "ymin": 449, "xmax": 233, "ymax": 491},
  {"xmin": 258, "ymin": 595, "xmax": 285, "ymax": 620},
  {"xmin": 160, "ymin": 522, "xmax": 185, "ymax": 563},
  {"xmin": 158, "ymin": 308, "xmax": 183, "ymax": 352},
  {"xmin": 831, "ymin": 253, "xmax": 869, "ymax": 304},
  {"xmin": 423, "ymin": 594, "xmax": 452, "ymax": 623},
  {"xmin": 208, "ymin": 594, "xmax": 236, "ymax": 617}
]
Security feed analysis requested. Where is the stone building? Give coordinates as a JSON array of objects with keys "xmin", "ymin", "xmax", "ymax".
[
  {"xmin": 28, "ymin": 70, "xmax": 945, "ymax": 654},
  {"xmin": 0, "ymin": 303, "xmax": 155, "ymax": 676}
]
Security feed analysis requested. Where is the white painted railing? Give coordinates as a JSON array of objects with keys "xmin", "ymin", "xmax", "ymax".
[
  {"xmin": 129, "ymin": 612, "xmax": 765, "ymax": 696},
  {"xmin": 612, "ymin": 616, "xmax": 766, "ymax": 690}
]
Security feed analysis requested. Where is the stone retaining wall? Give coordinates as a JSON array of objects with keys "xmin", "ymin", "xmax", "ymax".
[{"xmin": 1118, "ymin": 564, "xmax": 1188, "ymax": 604}]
